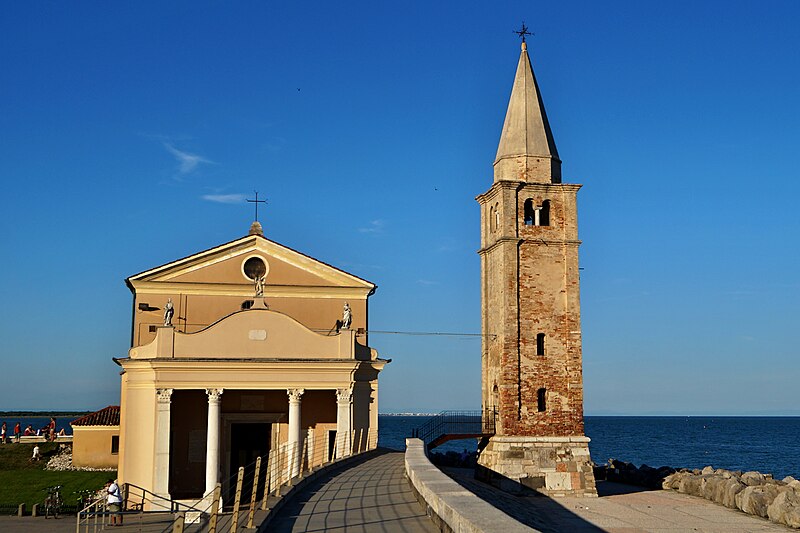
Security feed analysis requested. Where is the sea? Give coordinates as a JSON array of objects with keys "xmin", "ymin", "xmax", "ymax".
[
  {"xmin": 378, "ymin": 415, "xmax": 800, "ymax": 480},
  {"xmin": 0, "ymin": 416, "xmax": 74, "ymax": 437},
  {"xmin": 5, "ymin": 414, "xmax": 798, "ymax": 480}
]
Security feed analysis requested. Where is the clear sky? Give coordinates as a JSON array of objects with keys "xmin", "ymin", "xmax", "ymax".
[{"xmin": 1, "ymin": 1, "xmax": 798, "ymax": 415}]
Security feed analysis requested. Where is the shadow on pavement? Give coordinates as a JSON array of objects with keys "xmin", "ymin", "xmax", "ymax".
[
  {"xmin": 595, "ymin": 480, "xmax": 656, "ymax": 496},
  {"xmin": 440, "ymin": 466, "xmax": 607, "ymax": 533},
  {"xmin": 265, "ymin": 449, "xmax": 438, "ymax": 533}
]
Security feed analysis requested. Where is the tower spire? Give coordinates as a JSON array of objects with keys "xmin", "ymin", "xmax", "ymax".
[{"xmin": 494, "ymin": 39, "xmax": 561, "ymax": 184}]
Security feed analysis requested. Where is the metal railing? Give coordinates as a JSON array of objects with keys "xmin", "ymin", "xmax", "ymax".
[
  {"xmin": 76, "ymin": 427, "xmax": 378, "ymax": 532},
  {"xmin": 411, "ymin": 410, "xmax": 496, "ymax": 450},
  {"xmin": 76, "ymin": 481, "xmax": 216, "ymax": 533}
]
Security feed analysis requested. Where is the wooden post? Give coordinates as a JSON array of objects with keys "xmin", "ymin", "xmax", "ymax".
[
  {"xmin": 230, "ymin": 466, "xmax": 244, "ymax": 533},
  {"xmin": 246, "ymin": 456, "xmax": 261, "ymax": 529},
  {"xmin": 274, "ymin": 448, "xmax": 282, "ymax": 497},
  {"xmin": 172, "ymin": 511, "xmax": 185, "ymax": 533},
  {"xmin": 261, "ymin": 450, "xmax": 272, "ymax": 511},
  {"xmin": 299, "ymin": 437, "xmax": 308, "ymax": 477},
  {"xmin": 208, "ymin": 483, "xmax": 221, "ymax": 533}
]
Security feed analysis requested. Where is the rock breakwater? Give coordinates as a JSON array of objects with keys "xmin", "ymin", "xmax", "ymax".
[
  {"xmin": 595, "ymin": 459, "xmax": 800, "ymax": 529},
  {"xmin": 664, "ymin": 467, "xmax": 800, "ymax": 528}
]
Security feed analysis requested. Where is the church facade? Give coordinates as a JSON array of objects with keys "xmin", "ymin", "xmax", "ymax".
[
  {"xmin": 115, "ymin": 222, "xmax": 388, "ymax": 501},
  {"xmin": 476, "ymin": 42, "xmax": 597, "ymax": 496}
]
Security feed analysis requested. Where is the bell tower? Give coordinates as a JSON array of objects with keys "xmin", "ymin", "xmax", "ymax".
[{"xmin": 476, "ymin": 41, "xmax": 596, "ymax": 496}]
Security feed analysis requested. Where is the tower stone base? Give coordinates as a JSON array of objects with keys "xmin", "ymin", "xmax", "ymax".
[{"xmin": 477, "ymin": 436, "xmax": 597, "ymax": 497}]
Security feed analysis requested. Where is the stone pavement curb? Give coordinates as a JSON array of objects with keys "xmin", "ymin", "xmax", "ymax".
[{"xmin": 405, "ymin": 438, "xmax": 539, "ymax": 532}]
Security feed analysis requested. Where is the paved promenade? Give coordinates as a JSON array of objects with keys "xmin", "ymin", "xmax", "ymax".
[
  {"xmin": 267, "ymin": 450, "xmax": 437, "ymax": 532},
  {"xmin": 444, "ymin": 466, "xmax": 792, "ymax": 532},
  {"xmin": 0, "ymin": 515, "xmax": 76, "ymax": 532}
]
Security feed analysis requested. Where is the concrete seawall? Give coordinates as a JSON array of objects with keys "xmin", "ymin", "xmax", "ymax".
[{"xmin": 404, "ymin": 438, "xmax": 537, "ymax": 532}]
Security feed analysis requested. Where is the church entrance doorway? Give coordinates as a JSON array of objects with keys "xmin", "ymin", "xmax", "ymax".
[{"xmin": 226, "ymin": 422, "xmax": 270, "ymax": 505}]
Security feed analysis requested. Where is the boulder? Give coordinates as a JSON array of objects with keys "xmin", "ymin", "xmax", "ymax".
[
  {"xmin": 678, "ymin": 474, "xmax": 704, "ymax": 497},
  {"xmin": 737, "ymin": 484, "xmax": 786, "ymax": 518},
  {"xmin": 741, "ymin": 471, "xmax": 767, "ymax": 486},
  {"xmin": 768, "ymin": 488, "xmax": 800, "ymax": 528},
  {"xmin": 701, "ymin": 466, "xmax": 715, "ymax": 475},
  {"xmin": 719, "ymin": 478, "xmax": 747, "ymax": 509},
  {"xmin": 662, "ymin": 472, "xmax": 685, "ymax": 490},
  {"xmin": 701, "ymin": 475, "xmax": 726, "ymax": 502}
]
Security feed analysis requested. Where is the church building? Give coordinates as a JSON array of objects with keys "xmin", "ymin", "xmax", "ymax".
[
  {"xmin": 115, "ymin": 221, "xmax": 388, "ymax": 502},
  {"xmin": 476, "ymin": 40, "xmax": 597, "ymax": 496}
]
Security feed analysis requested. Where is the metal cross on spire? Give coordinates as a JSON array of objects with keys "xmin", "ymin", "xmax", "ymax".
[
  {"xmin": 514, "ymin": 22, "xmax": 532, "ymax": 43},
  {"xmin": 246, "ymin": 191, "xmax": 268, "ymax": 222}
]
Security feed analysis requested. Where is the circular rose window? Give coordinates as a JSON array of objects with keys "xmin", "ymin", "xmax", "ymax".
[{"xmin": 242, "ymin": 256, "xmax": 268, "ymax": 280}]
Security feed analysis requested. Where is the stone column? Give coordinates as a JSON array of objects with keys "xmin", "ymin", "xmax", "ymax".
[
  {"xmin": 335, "ymin": 388, "xmax": 352, "ymax": 458},
  {"xmin": 287, "ymin": 388, "xmax": 304, "ymax": 478},
  {"xmin": 205, "ymin": 388, "xmax": 223, "ymax": 495},
  {"xmin": 153, "ymin": 388, "xmax": 173, "ymax": 498}
]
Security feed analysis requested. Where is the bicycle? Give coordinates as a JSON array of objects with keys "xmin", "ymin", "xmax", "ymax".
[
  {"xmin": 75, "ymin": 488, "xmax": 98, "ymax": 511},
  {"xmin": 43, "ymin": 485, "xmax": 62, "ymax": 519}
]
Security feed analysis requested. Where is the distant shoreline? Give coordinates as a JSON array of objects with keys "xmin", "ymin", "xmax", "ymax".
[
  {"xmin": 0, "ymin": 411, "xmax": 91, "ymax": 417},
  {"xmin": 378, "ymin": 413, "xmax": 800, "ymax": 418},
  {"xmin": 379, "ymin": 413, "xmax": 437, "ymax": 417}
]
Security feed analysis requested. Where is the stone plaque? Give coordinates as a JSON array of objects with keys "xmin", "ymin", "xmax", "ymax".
[{"xmin": 248, "ymin": 329, "xmax": 267, "ymax": 341}]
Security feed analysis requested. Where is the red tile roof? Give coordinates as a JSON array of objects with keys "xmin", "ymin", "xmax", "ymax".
[{"xmin": 70, "ymin": 405, "xmax": 120, "ymax": 427}]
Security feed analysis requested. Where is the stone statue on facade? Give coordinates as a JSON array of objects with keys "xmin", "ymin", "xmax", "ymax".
[
  {"xmin": 341, "ymin": 302, "xmax": 352, "ymax": 330},
  {"xmin": 164, "ymin": 298, "xmax": 174, "ymax": 326},
  {"xmin": 254, "ymin": 274, "xmax": 266, "ymax": 297}
]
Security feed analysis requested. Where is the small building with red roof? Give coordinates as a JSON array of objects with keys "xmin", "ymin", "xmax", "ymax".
[{"xmin": 71, "ymin": 405, "xmax": 120, "ymax": 469}]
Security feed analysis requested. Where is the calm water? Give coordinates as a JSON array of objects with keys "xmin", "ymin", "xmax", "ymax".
[
  {"xmin": 379, "ymin": 415, "xmax": 800, "ymax": 479},
  {"xmin": 6, "ymin": 414, "xmax": 797, "ymax": 480}
]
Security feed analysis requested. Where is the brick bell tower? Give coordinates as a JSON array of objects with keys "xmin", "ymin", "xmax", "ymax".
[{"xmin": 476, "ymin": 41, "xmax": 597, "ymax": 497}]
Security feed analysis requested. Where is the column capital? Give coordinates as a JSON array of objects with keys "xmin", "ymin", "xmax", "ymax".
[
  {"xmin": 287, "ymin": 388, "xmax": 305, "ymax": 403},
  {"xmin": 205, "ymin": 388, "xmax": 223, "ymax": 403},
  {"xmin": 156, "ymin": 388, "xmax": 173, "ymax": 404},
  {"xmin": 336, "ymin": 387, "xmax": 352, "ymax": 404}
]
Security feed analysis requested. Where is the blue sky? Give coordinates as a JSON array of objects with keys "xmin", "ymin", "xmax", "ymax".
[{"xmin": 1, "ymin": 1, "xmax": 798, "ymax": 415}]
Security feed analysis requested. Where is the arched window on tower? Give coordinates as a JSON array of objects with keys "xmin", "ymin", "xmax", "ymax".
[
  {"xmin": 524, "ymin": 199, "xmax": 535, "ymax": 226},
  {"xmin": 537, "ymin": 388, "xmax": 547, "ymax": 412},
  {"xmin": 536, "ymin": 333, "xmax": 545, "ymax": 355},
  {"xmin": 522, "ymin": 199, "xmax": 551, "ymax": 226},
  {"xmin": 540, "ymin": 200, "xmax": 551, "ymax": 226},
  {"xmin": 494, "ymin": 203, "xmax": 500, "ymax": 231}
]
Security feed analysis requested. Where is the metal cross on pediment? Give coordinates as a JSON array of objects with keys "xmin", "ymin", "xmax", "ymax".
[
  {"xmin": 246, "ymin": 191, "xmax": 268, "ymax": 221},
  {"xmin": 514, "ymin": 22, "xmax": 532, "ymax": 43}
]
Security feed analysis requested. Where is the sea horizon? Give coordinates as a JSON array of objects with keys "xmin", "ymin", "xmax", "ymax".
[{"xmin": 3, "ymin": 410, "xmax": 800, "ymax": 417}]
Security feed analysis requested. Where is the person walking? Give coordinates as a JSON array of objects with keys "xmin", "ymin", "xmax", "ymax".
[{"xmin": 1, "ymin": 422, "xmax": 6, "ymax": 444}]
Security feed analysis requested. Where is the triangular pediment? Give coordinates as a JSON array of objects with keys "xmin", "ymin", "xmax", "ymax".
[{"xmin": 127, "ymin": 234, "xmax": 374, "ymax": 291}]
